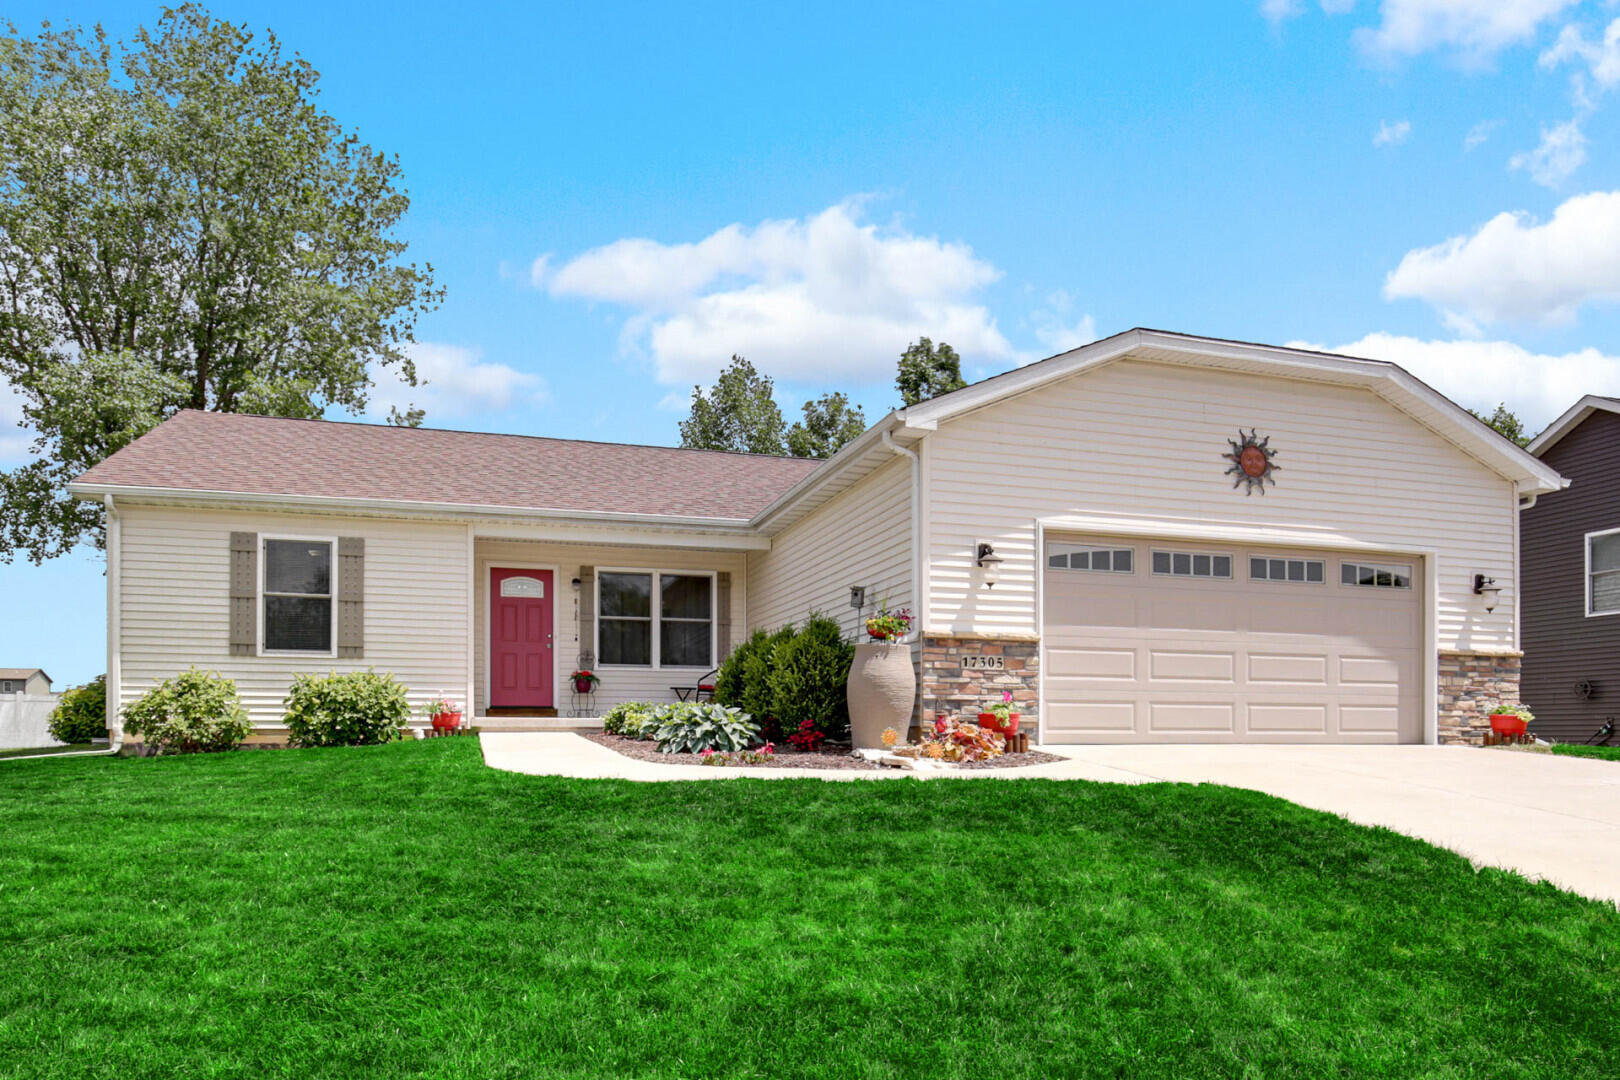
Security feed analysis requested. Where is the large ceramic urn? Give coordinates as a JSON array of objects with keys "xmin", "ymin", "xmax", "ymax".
[{"xmin": 847, "ymin": 640, "xmax": 916, "ymax": 749}]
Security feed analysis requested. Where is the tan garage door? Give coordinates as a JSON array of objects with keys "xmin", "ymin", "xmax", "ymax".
[{"xmin": 1042, "ymin": 535, "xmax": 1423, "ymax": 743}]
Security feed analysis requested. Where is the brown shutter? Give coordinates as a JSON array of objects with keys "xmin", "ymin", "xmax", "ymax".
[
  {"xmin": 337, "ymin": 537, "xmax": 364, "ymax": 658},
  {"xmin": 716, "ymin": 571, "xmax": 732, "ymax": 662},
  {"xmin": 578, "ymin": 566, "xmax": 595, "ymax": 665},
  {"xmin": 229, "ymin": 532, "xmax": 257, "ymax": 656}
]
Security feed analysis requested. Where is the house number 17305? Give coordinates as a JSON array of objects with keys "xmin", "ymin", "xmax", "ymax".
[{"xmin": 961, "ymin": 655, "xmax": 1005, "ymax": 670}]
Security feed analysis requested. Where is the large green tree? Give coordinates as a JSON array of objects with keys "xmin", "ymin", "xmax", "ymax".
[
  {"xmin": 1469, "ymin": 403, "xmax": 1530, "ymax": 447},
  {"xmin": 895, "ymin": 336, "xmax": 965, "ymax": 406},
  {"xmin": 786, "ymin": 392, "xmax": 866, "ymax": 459},
  {"xmin": 678, "ymin": 355, "xmax": 788, "ymax": 455},
  {"xmin": 0, "ymin": 5, "xmax": 440, "ymax": 562}
]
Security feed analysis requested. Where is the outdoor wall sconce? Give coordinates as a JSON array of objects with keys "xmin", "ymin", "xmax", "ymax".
[
  {"xmin": 1473, "ymin": 573, "xmax": 1501, "ymax": 613},
  {"xmin": 976, "ymin": 542, "xmax": 1003, "ymax": 588},
  {"xmin": 571, "ymin": 577, "xmax": 581, "ymax": 591}
]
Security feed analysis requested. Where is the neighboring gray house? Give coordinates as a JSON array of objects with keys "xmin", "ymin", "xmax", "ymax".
[{"xmin": 0, "ymin": 669, "xmax": 52, "ymax": 696}]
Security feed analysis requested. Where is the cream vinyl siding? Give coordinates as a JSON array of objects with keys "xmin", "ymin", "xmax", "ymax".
[
  {"xmin": 747, "ymin": 456, "xmax": 913, "ymax": 638},
  {"xmin": 116, "ymin": 503, "xmax": 468, "ymax": 726},
  {"xmin": 924, "ymin": 358, "xmax": 1518, "ymax": 652},
  {"xmin": 473, "ymin": 540, "xmax": 745, "ymax": 712}
]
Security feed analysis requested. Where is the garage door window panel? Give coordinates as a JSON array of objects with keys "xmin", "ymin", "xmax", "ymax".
[
  {"xmin": 1152, "ymin": 550, "xmax": 1232, "ymax": 579},
  {"xmin": 1341, "ymin": 562, "xmax": 1412, "ymax": 589},
  {"xmin": 1049, "ymin": 544, "xmax": 1134, "ymax": 573},
  {"xmin": 1251, "ymin": 557, "xmax": 1326, "ymax": 584}
]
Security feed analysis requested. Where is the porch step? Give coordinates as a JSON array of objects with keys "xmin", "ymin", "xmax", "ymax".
[
  {"xmin": 484, "ymin": 706, "xmax": 559, "ymax": 718},
  {"xmin": 473, "ymin": 716, "xmax": 601, "ymax": 734}
]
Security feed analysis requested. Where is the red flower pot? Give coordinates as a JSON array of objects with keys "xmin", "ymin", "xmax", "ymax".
[
  {"xmin": 574, "ymin": 678, "xmax": 595, "ymax": 694},
  {"xmin": 977, "ymin": 712, "xmax": 1020, "ymax": 735},
  {"xmin": 1490, "ymin": 713, "xmax": 1527, "ymax": 737},
  {"xmin": 432, "ymin": 711, "xmax": 462, "ymax": 732}
]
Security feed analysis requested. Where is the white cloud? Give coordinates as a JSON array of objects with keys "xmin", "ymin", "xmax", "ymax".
[
  {"xmin": 1541, "ymin": 17, "xmax": 1620, "ymax": 88},
  {"xmin": 1384, "ymin": 190, "xmax": 1620, "ymax": 324},
  {"xmin": 1291, "ymin": 332, "xmax": 1620, "ymax": 428},
  {"xmin": 1029, "ymin": 291, "xmax": 1099, "ymax": 356},
  {"xmin": 0, "ymin": 375, "xmax": 33, "ymax": 464},
  {"xmin": 1463, "ymin": 118, "xmax": 1500, "ymax": 149},
  {"xmin": 1509, "ymin": 117, "xmax": 1589, "ymax": 186},
  {"xmin": 1374, "ymin": 118, "xmax": 1412, "ymax": 146},
  {"xmin": 1355, "ymin": 0, "xmax": 1579, "ymax": 64},
  {"xmin": 1261, "ymin": 0, "xmax": 1304, "ymax": 22},
  {"xmin": 366, "ymin": 343, "xmax": 548, "ymax": 422},
  {"xmin": 536, "ymin": 200, "xmax": 1015, "ymax": 386},
  {"xmin": 1320, "ymin": 0, "xmax": 1358, "ymax": 13}
]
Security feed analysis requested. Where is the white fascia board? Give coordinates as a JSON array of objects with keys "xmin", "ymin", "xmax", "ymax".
[
  {"xmin": 65, "ymin": 481, "xmax": 763, "ymax": 535},
  {"xmin": 748, "ymin": 412, "xmax": 919, "ymax": 532},
  {"xmin": 1527, "ymin": 395, "xmax": 1620, "ymax": 457}
]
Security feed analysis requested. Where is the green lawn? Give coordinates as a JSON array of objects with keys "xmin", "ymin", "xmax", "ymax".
[
  {"xmin": 1, "ymin": 740, "xmax": 1616, "ymax": 1079},
  {"xmin": 1551, "ymin": 743, "xmax": 1620, "ymax": 762}
]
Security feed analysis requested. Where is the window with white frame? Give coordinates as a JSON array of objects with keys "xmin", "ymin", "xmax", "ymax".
[
  {"xmin": 598, "ymin": 570, "xmax": 714, "ymax": 667},
  {"xmin": 1047, "ymin": 543, "xmax": 1134, "ymax": 573},
  {"xmin": 1250, "ymin": 556, "xmax": 1325, "ymax": 584},
  {"xmin": 1589, "ymin": 531, "xmax": 1620, "ymax": 615},
  {"xmin": 1340, "ymin": 562, "xmax": 1411, "ymax": 589},
  {"xmin": 262, "ymin": 538, "xmax": 334, "ymax": 652},
  {"xmin": 1151, "ymin": 550, "xmax": 1232, "ymax": 579}
]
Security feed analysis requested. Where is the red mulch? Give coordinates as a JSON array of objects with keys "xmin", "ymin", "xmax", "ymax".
[{"xmin": 583, "ymin": 733, "xmax": 1063, "ymax": 771}]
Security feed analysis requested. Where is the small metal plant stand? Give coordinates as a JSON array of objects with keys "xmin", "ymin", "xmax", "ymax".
[{"xmin": 569, "ymin": 686, "xmax": 597, "ymax": 718}]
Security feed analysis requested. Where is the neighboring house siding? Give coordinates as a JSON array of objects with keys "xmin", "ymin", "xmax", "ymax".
[
  {"xmin": 1522, "ymin": 410, "xmax": 1620, "ymax": 744},
  {"xmin": 117, "ymin": 503, "xmax": 469, "ymax": 726},
  {"xmin": 746, "ymin": 456, "xmax": 913, "ymax": 639},
  {"xmin": 473, "ymin": 540, "xmax": 746, "ymax": 712},
  {"xmin": 923, "ymin": 358, "xmax": 1518, "ymax": 651}
]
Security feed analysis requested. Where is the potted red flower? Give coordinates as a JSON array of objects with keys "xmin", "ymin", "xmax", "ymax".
[
  {"xmin": 864, "ymin": 606, "xmax": 913, "ymax": 642},
  {"xmin": 427, "ymin": 694, "xmax": 463, "ymax": 732},
  {"xmin": 1488, "ymin": 703, "xmax": 1534, "ymax": 737},
  {"xmin": 978, "ymin": 690, "xmax": 1020, "ymax": 735},
  {"xmin": 571, "ymin": 669, "xmax": 600, "ymax": 695}
]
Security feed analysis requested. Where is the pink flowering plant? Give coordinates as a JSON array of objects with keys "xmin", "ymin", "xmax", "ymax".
[
  {"xmin": 864, "ymin": 606, "xmax": 913, "ymax": 642},
  {"xmin": 988, "ymin": 690, "xmax": 1016, "ymax": 723}
]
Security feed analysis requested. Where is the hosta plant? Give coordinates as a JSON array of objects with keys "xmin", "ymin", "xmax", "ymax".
[
  {"xmin": 653, "ymin": 702, "xmax": 759, "ymax": 754},
  {"xmin": 122, "ymin": 668, "xmax": 252, "ymax": 754}
]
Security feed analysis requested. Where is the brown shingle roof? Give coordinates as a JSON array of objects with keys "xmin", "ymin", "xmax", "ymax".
[{"xmin": 73, "ymin": 411, "xmax": 824, "ymax": 521}]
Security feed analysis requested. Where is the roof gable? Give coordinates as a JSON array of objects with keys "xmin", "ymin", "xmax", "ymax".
[
  {"xmin": 1527, "ymin": 395, "xmax": 1620, "ymax": 458},
  {"xmin": 897, "ymin": 328, "xmax": 1566, "ymax": 495}
]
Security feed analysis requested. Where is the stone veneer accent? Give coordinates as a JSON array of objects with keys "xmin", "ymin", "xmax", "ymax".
[
  {"xmin": 1437, "ymin": 649, "xmax": 1522, "ymax": 745},
  {"xmin": 918, "ymin": 634, "xmax": 1040, "ymax": 735}
]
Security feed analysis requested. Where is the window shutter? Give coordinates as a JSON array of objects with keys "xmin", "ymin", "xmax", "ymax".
[
  {"xmin": 337, "ymin": 537, "xmax": 364, "ymax": 658},
  {"xmin": 229, "ymin": 532, "xmax": 258, "ymax": 656},
  {"xmin": 716, "ymin": 571, "xmax": 732, "ymax": 661},
  {"xmin": 578, "ymin": 565, "xmax": 595, "ymax": 664}
]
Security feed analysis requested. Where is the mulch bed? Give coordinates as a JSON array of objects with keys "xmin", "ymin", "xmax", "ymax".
[{"xmin": 584, "ymin": 733, "xmax": 1063, "ymax": 771}]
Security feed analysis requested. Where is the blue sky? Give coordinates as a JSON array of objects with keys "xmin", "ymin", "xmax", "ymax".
[{"xmin": 5, "ymin": 0, "xmax": 1620, "ymax": 688}]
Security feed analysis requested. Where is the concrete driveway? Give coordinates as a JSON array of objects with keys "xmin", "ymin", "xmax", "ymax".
[
  {"xmin": 1058, "ymin": 744, "xmax": 1620, "ymax": 906},
  {"xmin": 481, "ymin": 734, "xmax": 1620, "ymax": 905}
]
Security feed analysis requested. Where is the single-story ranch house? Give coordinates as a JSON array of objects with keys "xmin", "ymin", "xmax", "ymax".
[{"xmin": 70, "ymin": 329, "xmax": 1566, "ymax": 746}]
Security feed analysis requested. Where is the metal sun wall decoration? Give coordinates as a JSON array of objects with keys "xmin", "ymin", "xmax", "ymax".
[{"xmin": 1223, "ymin": 428, "xmax": 1280, "ymax": 495}]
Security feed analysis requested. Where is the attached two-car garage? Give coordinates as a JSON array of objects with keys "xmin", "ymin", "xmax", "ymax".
[{"xmin": 1041, "ymin": 533, "xmax": 1423, "ymax": 744}]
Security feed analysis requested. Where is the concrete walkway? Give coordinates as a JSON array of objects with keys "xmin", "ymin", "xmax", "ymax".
[{"xmin": 480, "ymin": 734, "xmax": 1620, "ymax": 904}]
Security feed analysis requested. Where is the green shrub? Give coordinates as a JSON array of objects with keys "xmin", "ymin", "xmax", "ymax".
[
  {"xmin": 602, "ymin": 701, "xmax": 658, "ymax": 738},
  {"xmin": 47, "ymin": 675, "xmax": 107, "ymax": 744},
  {"xmin": 652, "ymin": 702, "xmax": 759, "ymax": 754},
  {"xmin": 743, "ymin": 624, "xmax": 795, "ymax": 738},
  {"xmin": 282, "ymin": 670, "xmax": 411, "ymax": 748},
  {"xmin": 770, "ymin": 614, "xmax": 854, "ymax": 742},
  {"xmin": 712, "ymin": 630, "xmax": 765, "ymax": 708},
  {"xmin": 122, "ymin": 669, "xmax": 251, "ymax": 754}
]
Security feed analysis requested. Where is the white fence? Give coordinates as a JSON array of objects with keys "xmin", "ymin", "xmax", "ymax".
[{"xmin": 0, "ymin": 693, "xmax": 64, "ymax": 750}]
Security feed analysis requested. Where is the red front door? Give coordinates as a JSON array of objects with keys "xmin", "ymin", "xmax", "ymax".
[{"xmin": 490, "ymin": 568, "xmax": 554, "ymax": 709}]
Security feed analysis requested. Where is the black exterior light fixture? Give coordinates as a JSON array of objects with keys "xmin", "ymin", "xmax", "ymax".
[
  {"xmin": 976, "ymin": 542, "xmax": 1003, "ymax": 588},
  {"xmin": 1473, "ymin": 573, "xmax": 1501, "ymax": 613}
]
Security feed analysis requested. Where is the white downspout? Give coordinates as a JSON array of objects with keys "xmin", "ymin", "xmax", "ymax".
[
  {"xmin": 5, "ymin": 494, "xmax": 125, "ymax": 762},
  {"xmin": 882, "ymin": 428, "xmax": 923, "ymax": 644}
]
